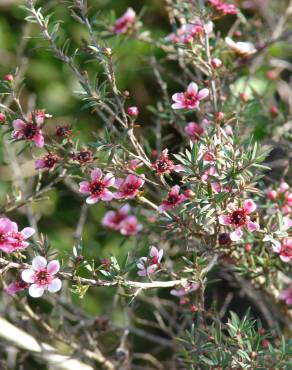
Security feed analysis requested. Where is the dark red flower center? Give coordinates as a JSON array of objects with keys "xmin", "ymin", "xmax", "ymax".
[
  {"xmin": 167, "ymin": 195, "xmax": 178, "ymax": 204},
  {"xmin": 44, "ymin": 154, "xmax": 59, "ymax": 168},
  {"xmin": 184, "ymin": 92, "xmax": 198, "ymax": 106},
  {"xmin": 230, "ymin": 209, "xmax": 247, "ymax": 226},
  {"xmin": 90, "ymin": 181, "xmax": 105, "ymax": 195},
  {"xmin": 23, "ymin": 124, "xmax": 37, "ymax": 139},
  {"xmin": 36, "ymin": 269, "xmax": 50, "ymax": 285},
  {"xmin": 75, "ymin": 150, "xmax": 93, "ymax": 163}
]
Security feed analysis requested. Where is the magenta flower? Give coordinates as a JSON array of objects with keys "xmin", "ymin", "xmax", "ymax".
[
  {"xmin": 120, "ymin": 216, "xmax": 143, "ymax": 236},
  {"xmin": 35, "ymin": 153, "xmax": 61, "ymax": 171},
  {"xmin": 158, "ymin": 185, "xmax": 187, "ymax": 213},
  {"xmin": 12, "ymin": 119, "xmax": 44, "ymax": 148},
  {"xmin": 171, "ymin": 82, "xmax": 209, "ymax": 110},
  {"xmin": 152, "ymin": 149, "xmax": 184, "ymax": 175},
  {"xmin": 184, "ymin": 122, "xmax": 204, "ymax": 140},
  {"xmin": 79, "ymin": 168, "xmax": 115, "ymax": 204},
  {"xmin": 208, "ymin": 0, "xmax": 238, "ymax": 15},
  {"xmin": 114, "ymin": 174, "xmax": 145, "ymax": 199},
  {"xmin": 113, "ymin": 7, "xmax": 136, "ymax": 34},
  {"xmin": 170, "ymin": 282, "xmax": 199, "ymax": 297},
  {"xmin": 137, "ymin": 246, "xmax": 163, "ymax": 277},
  {"xmin": 272, "ymin": 238, "xmax": 292, "ymax": 263},
  {"xmin": 21, "ymin": 256, "xmax": 62, "ymax": 298},
  {"xmin": 279, "ymin": 284, "xmax": 292, "ymax": 305},
  {"xmin": 219, "ymin": 199, "xmax": 259, "ymax": 241},
  {"xmin": 0, "ymin": 217, "xmax": 35, "ymax": 254}
]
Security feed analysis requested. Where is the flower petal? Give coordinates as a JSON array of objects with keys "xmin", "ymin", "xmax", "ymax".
[
  {"xmin": 103, "ymin": 173, "xmax": 115, "ymax": 187},
  {"xmin": 187, "ymin": 82, "xmax": 198, "ymax": 95},
  {"xmin": 86, "ymin": 195, "xmax": 99, "ymax": 204},
  {"xmin": 48, "ymin": 278, "xmax": 62, "ymax": 293},
  {"xmin": 218, "ymin": 215, "xmax": 231, "ymax": 225},
  {"xmin": 79, "ymin": 181, "xmax": 90, "ymax": 194},
  {"xmin": 197, "ymin": 88, "xmax": 209, "ymax": 100},
  {"xmin": 21, "ymin": 269, "xmax": 35, "ymax": 283},
  {"xmin": 32, "ymin": 256, "xmax": 47, "ymax": 271},
  {"xmin": 247, "ymin": 221, "xmax": 259, "ymax": 232},
  {"xmin": 243, "ymin": 199, "xmax": 256, "ymax": 214},
  {"xmin": 230, "ymin": 228, "xmax": 243, "ymax": 241},
  {"xmin": 91, "ymin": 168, "xmax": 102, "ymax": 181},
  {"xmin": 29, "ymin": 284, "xmax": 45, "ymax": 298},
  {"xmin": 47, "ymin": 260, "xmax": 60, "ymax": 275},
  {"xmin": 21, "ymin": 227, "xmax": 35, "ymax": 239}
]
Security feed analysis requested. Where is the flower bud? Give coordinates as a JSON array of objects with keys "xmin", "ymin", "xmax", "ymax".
[
  {"xmin": 211, "ymin": 58, "xmax": 222, "ymax": 69},
  {"xmin": 4, "ymin": 74, "xmax": 13, "ymax": 82},
  {"xmin": 216, "ymin": 111, "xmax": 224, "ymax": 121},
  {"xmin": 219, "ymin": 233, "xmax": 231, "ymax": 245},
  {"xmin": 190, "ymin": 304, "xmax": 198, "ymax": 313},
  {"xmin": 240, "ymin": 92, "xmax": 249, "ymax": 102},
  {"xmin": 267, "ymin": 190, "xmax": 277, "ymax": 201},
  {"xmin": 0, "ymin": 112, "xmax": 6, "ymax": 123},
  {"xmin": 127, "ymin": 106, "xmax": 139, "ymax": 117},
  {"xmin": 266, "ymin": 70, "xmax": 278, "ymax": 80},
  {"xmin": 245, "ymin": 243, "xmax": 252, "ymax": 252},
  {"xmin": 184, "ymin": 189, "xmax": 195, "ymax": 198},
  {"xmin": 270, "ymin": 105, "xmax": 278, "ymax": 118}
]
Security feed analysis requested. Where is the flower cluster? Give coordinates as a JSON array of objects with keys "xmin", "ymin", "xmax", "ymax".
[{"xmin": 0, "ymin": 217, "xmax": 35, "ymax": 253}]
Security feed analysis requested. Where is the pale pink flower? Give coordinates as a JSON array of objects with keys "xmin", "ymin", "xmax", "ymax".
[
  {"xmin": 79, "ymin": 167, "xmax": 115, "ymax": 204},
  {"xmin": 184, "ymin": 122, "xmax": 204, "ymax": 140},
  {"xmin": 114, "ymin": 174, "xmax": 145, "ymax": 199},
  {"xmin": 119, "ymin": 216, "xmax": 143, "ymax": 236},
  {"xmin": 137, "ymin": 246, "xmax": 163, "ymax": 277},
  {"xmin": 283, "ymin": 216, "xmax": 292, "ymax": 231},
  {"xmin": 12, "ymin": 119, "xmax": 44, "ymax": 148},
  {"xmin": 219, "ymin": 199, "xmax": 259, "ymax": 241},
  {"xmin": 158, "ymin": 185, "xmax": 187, "ymax": 212},
  {"xmin": 170, "ymin": 281, "xmax": 199, "ymax": 297},
  {"xmin": 171, "ymin": 82, "xmax": 209, "ymax": 110},
  {"xmin": 152, "ymin": 149, "xmax": 184, "ymax": 175},
  {"xmin": 0, "ymin": 217, "xmax": 35, "ymax": 254},
  {"xmin": 279, "ymin": 284, "xmax": 292, "ymax": 305},
  {"xmin": 102, "ymin": 204, "xmax": 130, "ymax": 230},
  {"xmin": 21, "ymin": 256, "xmax": 62, "ymax": 298},
  {"xmin": 211, "ymin": 58, "xmax": 222, "ymax": 68},
  {"xmin": 127, "ymin": 106, "xmax": 139, "ymax": 117},
  {"xmin": 272, "ymin": 238, "xmax": 292, "ymax": 263},
  {"xmin": 225, "ymin": 37, "xmax": 257, "ymax": 57},
  {"xmin": 209, "ymin": 0, "xmax": 238, "ymax": 15},
  {"xmin": 113, "ymin": 7, "xmax": 136, "ymax": 34}
]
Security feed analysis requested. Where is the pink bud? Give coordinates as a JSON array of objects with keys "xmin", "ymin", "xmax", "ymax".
[
  {"xmin": 127, "ymin": 106, "xmax": 139, "ymax": 117},
  {"xmin": 266, "ymin": 70, "xmax": 278, "ymax": 80},
  {"xmin": 4, "ymin": 74, "xmax": 13, "ymax": 82},
  {"xmin": 215, "ymin": 111, "xmax": 224, "ymax": 120},
  {"xmin": 0, "ymin": 112, "xmax": 6, "ymax": 123},
  {"xmin": 270, "ymin": 105, "xmax": 278, "ymax": 117},
  {"xmin": 240, "ymin": 92, "xmax": 249, "ymax": 102},
  {"xmin": 245, "ymin": 244, "xmax": 252, "ymax": 253},
  {"xmin": 267, "ymin": 190, "xmax": 277, "ymax": 201},
  {"xmin": 211, "ymin": 58, "xmax": 222, "ymax": 69},
  {"xmin": 184, "ymin": 189, "xmax": 195, "ymax": 198}
]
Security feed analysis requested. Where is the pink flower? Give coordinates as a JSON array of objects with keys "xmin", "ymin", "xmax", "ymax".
[
  {"xmin": 21, "ymin": 256, "xmax": 62, "ymax": 298},
  {"xmin": 27, "ymin": 109, "xmax": 47, "ymax": 125},
  {"xmin": 137, "ymin": 246, "xmax": 163, "ymax": 277},
  {"xmin": 158, "ymin": 185, "xmax": 187, "ymax": 212},
  {"xmin": 165, "ymin": 20, "xmax": 213, "ymax": 44},
  {"xmin": 35, "ymin": 153, "xmax": 61, "ymax": 171},
  {"xmin": 6, "ymin": 278, "xmax": 28, "ymax": 295},
  {"xmin": 170, "ymin": 281, "xmax": 199, "ymax": 297},
  {"xmin": 171, "ymin": 82, "xmax": 209, "ymax": 110},
  {"xmin": 114, "ymin": 174, "xmax": 144, "ymax": 199},
  {"xmin": 102, "ymin": 204, "xmax": 130, "ymax": 230},
  {"xmin": 225, "ymin": 37, "xmax": 257, "ymax": 57},
  {"xmin": 119, "ymin": 216, "xmax": 143, "ymax": 236},
  {"xmin": 152, "ymin": 149, "xmax": 184, "ymax": 175},
  {"xmin": 219, "ymin": 199, "xmax": 259, "ymax": 241},
  {"xmin": 12, "ymin": 119, "xmax": 44, "ymax": 148},
  {"xmin": 272, "ymin": 238, "xmax": 292, "ymax": 263},
  {"xmin": 267, "ymin": 182, "xmax": 292, "ymax": 215},
  {"xmin": 0, "ymin": 217, "xmax": 35, "ymax": 254},
  {"xmin": 184, "ymin": 122, "xmax": 204, "ymax": 140},
  {"xmin": 208, "ymin": 0, "xmax": 238, "ymax": 15},
  {"xmin": 113, "ymin": 7, "xmax": 136, "ymax": 34},
  {"xmin": 79, "ymin": 168, "xmax": 115, "ymax": 204},
  {"xmin": 279, "ymin": 284, "xmax": 292, "ymax": 305}
]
